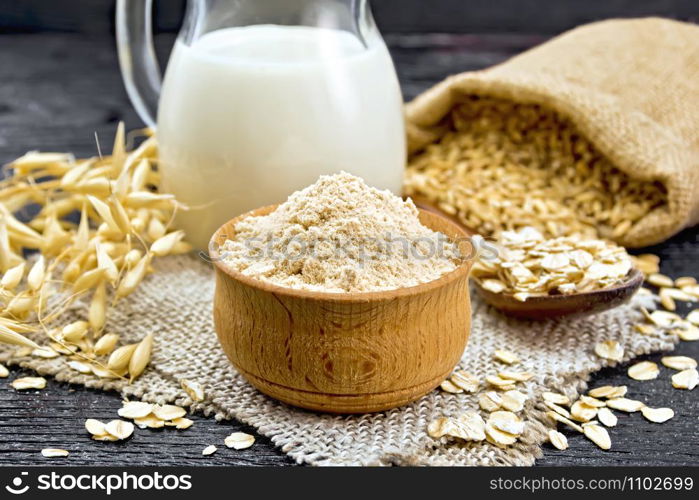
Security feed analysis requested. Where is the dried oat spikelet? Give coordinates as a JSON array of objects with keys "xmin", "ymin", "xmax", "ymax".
[
  {"xmin": 94, "ymin": 333, "xmax": 119, "ymax": 356},
  {"xmin": 61, "ymin": 321, "xmax": 88, "ymax": 343},
  {"xmin": 0, "ymin": 219, "xmax": 12, "ymax": 272},
  {"xmin": 129, "ymin": 333, "xmax": 153, "ymax": 381},
  {"xmin": 131, "ymin": 159, "xmax": 151, "ymax": 193},
  {"xmin": 95, "ymin": 241, "xmax": 119, "ymax": 284},
  {"xmin": 26, "ymin": 256, "xmax": 46, "ymax": 291},
  {"xmin": 0, "ymin": 324, "xmax": 41, "ymax": 349},
  {"xmin": 108, "ymin": 343, "xmax": 138, "ymax": 372},
  {"xmin": 1, "ymin": 262, "xmax": 25, "ymax": 290},
  {"xmin": 0, "ymin": 124, "xmax": 188, "ymax": 384},
  {"xmin": 88, "ymin": 281, "xmax": 108, "ymax": 334},
  {"xmin": 147, "ymin": 218, "xmax": 166, "ymax": 241},
  {"xmin": 87, "ymin": 195, "xmax": 122, "ymax": 235},
  {"xmin": 73, "ymin": 268, "xmax": 106, "ymax": 294},
  {"xmin": 116, "ymin": 253, "xmax": 151, "ymax": 299},
  {"xmin": 181, "ymin": 379, "xmax": 205, "ymax": 402},
  {"xmin": 150, "ymin": 231, "xmax": 185, "ymax": 257}
]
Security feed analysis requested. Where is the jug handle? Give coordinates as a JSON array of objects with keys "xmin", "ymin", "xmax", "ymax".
[{"xmin": 116, "ymin": 0, "xmax": 161, "ymax": 129}]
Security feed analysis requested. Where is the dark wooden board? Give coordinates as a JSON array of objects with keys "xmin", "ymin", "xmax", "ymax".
[
  {"xmin": 2, "ymin": 0, "xmax": 698, "ymax": 35},
  {"xmin": 0, "ymin": 32, "xmax": 697, "ymax": 466}
]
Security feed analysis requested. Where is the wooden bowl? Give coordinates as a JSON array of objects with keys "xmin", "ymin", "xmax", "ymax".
[
  {"xmin": 209, "ymin": 206, "xmax": 474, "ymax": 414},
  {"xmin": 474, "ymin": 268, "xmax": 644, "ymax": 320}
]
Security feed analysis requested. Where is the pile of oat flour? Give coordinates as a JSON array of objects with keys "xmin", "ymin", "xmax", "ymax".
[{"xmin": 219, "ymin": 172, "xmax": 462, "ymax": 292}]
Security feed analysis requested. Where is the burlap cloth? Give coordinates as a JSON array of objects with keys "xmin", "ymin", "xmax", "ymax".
[
  {"xmin": 0, "ymin": 255, "xmax": 678, "ymax": 465},
  {"xmin": 406, "ymin": 17, "xmax": 699, "ymax": 247}
]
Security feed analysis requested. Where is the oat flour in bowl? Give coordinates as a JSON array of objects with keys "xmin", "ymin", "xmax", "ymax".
[{"xmin": 218, "ymin": 172, "xmax": 463, "ymax": 292}]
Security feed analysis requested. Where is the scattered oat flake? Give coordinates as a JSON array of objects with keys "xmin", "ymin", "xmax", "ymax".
[
  {"xmin": 134, "ymin": 416, "xmax": 165, "ymax": 429},
  {"xmin": 485, "ymin": 424, "xmax": 518, "ymax": 447},
  {"xmin": 181, "ymin": 379, "xmax": 205, "ymax": 402},
  {"xmin": 649, "ymin": 310, "xmax": 681, "ymax": 327},
  {"xmin": 488, "ymin": 411, "xmax": 525, "ymax": 436},
  {"xmin": 687, "ymin": 309, "xmax": 699, "ymax": 326},
  {"xmin": 597, "ymin": 407, "xmax": 617, "ymax": 427},
  {"xmin": 85, "ymin": 419, "xmax": 107, "ymax": 436},
  {"xmin": 501, "ymin": 390, "xmax": 527, "ymax": 412},
  {"xmin": 427, "ymin": 417, "xmax": 451, "ymax": 438},
  {"xmin": 224, "ymin": 432, "xmax": 255, "ymax": 450},
  {"xmin": 647, "ymin": 273, "xmax": 674, "ymax": 288},
  {"xmin": 542, "ymin": 392, "xmax": 569, "ymax": 405},
  {"xmin": 486, "ymin": 374, "xmax": 515, "ymax": 387},
  {"xmin": 11, "ymin": 377, "xmax": 46, "ymax": 390},
  {"xmin": 661, "ymin": 356, "xmax": 697, "ymax": 371},
  {"xmin": 172, "ymin": 417, "xmax": 194, "ymax": 429},
  {"xmin": 32, "ymin": 347, "xmax": 59, "ymax": 359},
  {"xmin": 105, "ymin": 420, "xmax": 134, "ymax": 440},
  {"xmin": 449, "ymin": 413, "xmax": 487, "ymax": 442},
  {"xmin": 641, "ymin": 407, "xmax": 674, "ymax": 423},
  {"xmin": 485, "ymin": 422, "xmax": 518, "ymax": 447},
  {"xmin": 627, "ymin": 361, "xmax": 659, "ymax": 381},
  {"xmin": 671, "ymin": 368, "xmax": 698, "ymax": 390},
  {"xmin": 660, "ymin": 291, "xmax": 676, "ymax": 311},
  {"xmin": 662, "ymin": 287, "xmax": 695, "ymax": 303},
  {"xmin": 118, "ymin": 401, "xmax": 154, "ymax": 420},
  {"xmin": 479, "ymin": 391, "xmax": 503, "ymax": 412},
  {"xmin": 499, "ymin": 370, "xmax": 534, "ymax": 382},
  {"xmin": 440, "ymin": 379, "xmax": 463, "ymax": 394},
  {"xmin": 579, "ymin": 395, "xmax": 606, "ymax": 407},
  {"xmin": 634, "ymin": 324, "xmax": 656, "ymax": 336},
  {"xmin": 583, "ymin": 424, "xmax": 611, "ymax": 450},
  {"xmin": 606, "ymin": 398, "xmax": 645, "ymax": 412},
  {"xmin": 546, "ymin": 410, "xmax": 583, "ymax": 433},
  {"xmin": 91, "ymin": 365, "xmax": 122, "ymax": 379},
  {"xmin": 594, "ymin": 340, "xmax": 624, "ymax": 362},
  {"xmin": 676, "ymin": 325, "xmax": 699, "ymax": 341},
  {"xmin": 570, "ymin": 401, "xmax": 598, "ymax": 422},
  {"xmin": 152, "ymin": 404, "xmax": 186, "ymax": 421},
  {"xmin": 548, "ymin": 430, "xmax": 568, "ymax": 450},
  {"xmin": 545, "ymin": 401, "xmax": 572, "ymax": 419},
  {"xmin": 431, "ymin": 413, "xmax": 487, "ymax": 442},
  {"xmin": 0, "ymin": 364, "xmax": 8, "ymax": 378},
  {"xmin": 494, "ymin": 350, "xmax": 519, "ymax": 365},
  {"xmin": 67, "ymin": 361, "xmax": 92, "ymax": 374},
  {"xmin": 14, "ymin": 347, "xmax": 32, "ymax": 358},
  {"xmin": 41, "ymin": 448, "xmax": 69, "ymax": 458},
  {"xmin": 588, "ymin": 385, "xmax": 627, "ymax": 399},
  {"xmin": 676, "ymin": 277, "xmax": 697, "ymax": 288},
  {"xmin": 450, "ymin": 370, "xmax": 480, "ymax": 392},
  {"xmin": 202, "ymin": 445, "xmax": 217, "ymax": 456},
  {"xmin": 92, "ymin": 434, "xmax": 120, "ymax": 442}
]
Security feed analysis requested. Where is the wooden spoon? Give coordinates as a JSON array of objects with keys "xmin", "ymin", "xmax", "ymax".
[
  {"xmin": 473, "ymin": 268, "xmax": 644, "ymax": 320},
  {"xmin": 411, "ymin": 197, "xmax": 645, "ymax": 320}
]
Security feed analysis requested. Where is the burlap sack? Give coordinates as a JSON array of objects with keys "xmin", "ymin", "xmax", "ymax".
[{"xmin": 406, "ymin": 17, "xmax": 699, "ymax": 247}]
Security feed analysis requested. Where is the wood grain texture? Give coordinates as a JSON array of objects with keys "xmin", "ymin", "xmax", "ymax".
[
  {"xmin": 0, "ymin": 32, "xmax": 697, "ymax": 466},
  {"xmin": 3, "ymin": 0, "xmax": 697, "ymax": 35},
  {"xmin": 210, "ymin": 206, "xmax": 473, "ymax": 413}
]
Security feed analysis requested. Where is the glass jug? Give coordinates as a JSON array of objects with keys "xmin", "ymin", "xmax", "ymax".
[{"xmin": 116, "ymin": 0, "xmax": 406, "ymax": 249}]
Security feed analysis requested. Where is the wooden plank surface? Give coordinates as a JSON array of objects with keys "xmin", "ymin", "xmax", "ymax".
[
  {"xmin": 3, "ymin": 0, "xmax": 698, "ymax": 34},
  {"xmin": 0, "ymin": 32, "xmax": 697, "ymax": 466}
]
